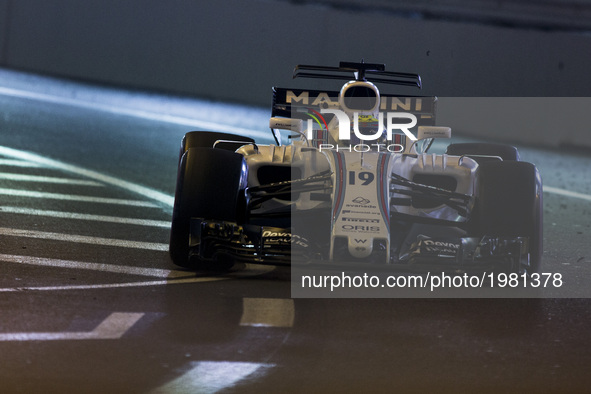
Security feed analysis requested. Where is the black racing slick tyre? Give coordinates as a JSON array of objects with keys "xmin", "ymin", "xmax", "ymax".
[
  {"xmin": 475, "ymin": 161, "xmax": 543, "ymax": 273},
  {"xmin": 169, "ymin": 147, "xmax": 246, "ymax": 270},
  {"xmin": 446, "ymin": 143, "xmax": 520, "ymax": 162}
]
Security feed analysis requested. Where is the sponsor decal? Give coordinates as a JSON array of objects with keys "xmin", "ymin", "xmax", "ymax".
[
  {"xmin": 341, "ymin": 225, "xmax": 381, "ymax": 233},
  {"xmin": 342, "ymin": 217, "xmax": 380, "ymax": 223},
  {"xmin": 420, "ymin": 239, "xmax": 460, "ymax": 256},
  {"xmin": 342, "ymin": 210, "xmax": 381, "ymax": 216},
  {"xmin": 262, "ymin": 230, "xmax": 309, "ymax": 248},
  {"xmin": 352, "ymin": 196, "xmax": 371, "ymax": 205},
  {"xmin": 285, "ymin": 90, "xmax": 426, "ymax": 112},
  {"xmin": 346, "ymin": 204, "xmax": 378, "ymax": 209}
]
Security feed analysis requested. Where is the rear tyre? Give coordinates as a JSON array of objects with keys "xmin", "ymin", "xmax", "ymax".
[
  {"xmin": 474, "ymin": 161, "xmax": 543, "ymax": 273},
  {"xmin": 446, "ymin": 142, "xmax": 520, "ymax": 162},
  {"xmin": 169, "ymin": 147, "xmax": 246, "ymax": 271}
]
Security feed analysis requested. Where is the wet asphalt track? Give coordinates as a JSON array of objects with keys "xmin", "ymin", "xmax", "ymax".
[{"xmin": 0, "ymin": 70, "xmax": 590, "ymax": 393}]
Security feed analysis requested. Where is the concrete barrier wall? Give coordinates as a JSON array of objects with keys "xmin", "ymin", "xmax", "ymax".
[{"xmin": 1, "ymin": 0, "xmax": 590, "ymax": 147}]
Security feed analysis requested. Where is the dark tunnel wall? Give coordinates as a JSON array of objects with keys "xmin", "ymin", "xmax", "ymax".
[{"xmin": 1, "ymin": 0, "xmax": 591, "ymax": 147}]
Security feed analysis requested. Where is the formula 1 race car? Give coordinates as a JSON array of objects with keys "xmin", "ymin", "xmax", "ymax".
[{"xmin": 169, "ymin": 61, "xmax": 542, "ymax": 275}]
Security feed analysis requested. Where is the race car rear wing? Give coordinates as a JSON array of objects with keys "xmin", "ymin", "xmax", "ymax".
[
  {"xmin": 293, "ymin": 62, "xmax": 422, "ymax": 88},
  {"xmin": 271, "ymin": 87, "xmax": 437, "ymax": 127}
]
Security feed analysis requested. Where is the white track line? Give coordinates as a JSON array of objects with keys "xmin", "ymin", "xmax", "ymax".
[
  {"xmin": 0, "ymin": 206, "xmax": 170, "ymax": 227},
  {"xmin": 0, "ymin": 159, "xmax": 43, "ymax": 168},
  {"xmin": 0, "ymin": 312, "xmax": 144, "ymax": 341},
  {"xmin": 544, "ymin": 186, "xmax": 591, "ymax": 202},
  {"xmin": 0, "ymin": 227, "xmax": 168, "ymax": 251},
  {"xmin": 150, "ymin": 361, "xmax": 274, "ymax": 394},
  {"xmin": 0, "ymin": 146, "xmax": 174, "ymax": 207},
  {"xmin": 0, "ymin": 254, "xmax": 190, "ymax": 278},
  {"xmin": 0, "ymin": 173, "xmax": 103, "ymax": 186},
  {"xmin": 0, "ymin": 188, "xmax": 158, "ymax": 207},
  {"xmin": 0, "ymin": 264, "xmax": 274, "ymax": 292},
  {"xmin": 0, "ymin": 277, "xmax": 225, "ymax": 292}
]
